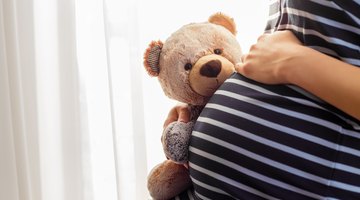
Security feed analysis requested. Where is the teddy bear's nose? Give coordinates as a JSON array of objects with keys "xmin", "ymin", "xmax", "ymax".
[{"xmin": 200, "ymin": 60, "xmax": 221, "ymax": 78}]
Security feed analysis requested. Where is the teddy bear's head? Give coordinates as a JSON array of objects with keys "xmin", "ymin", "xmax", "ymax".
[{"xmin": 144, "ymin": 13, "xmax": 242, "ymax": 105}]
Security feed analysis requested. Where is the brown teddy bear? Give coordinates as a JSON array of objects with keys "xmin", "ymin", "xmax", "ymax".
[{"xmin": 143, "ymin": 12, "xmax": 243, "ymax": 200}]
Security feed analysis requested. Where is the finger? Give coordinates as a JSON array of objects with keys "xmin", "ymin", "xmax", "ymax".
[
  {"xmin": 177, "ymin": 106, "xmax": 190, "ymax": 123},
  {"xmin": 163, "ymin": 116, "xmax": 177, "ymax": 129},
  {"xmin": 236, "ymin": 62, "xmax": 252, "ymax": 78},
  {"xmin": 235, "ymin": 62, "xmax": 245, "ymax": 75},
  {"xmin": 257, "ymin": 33, "xmax": 270, "ymax": 42},
  {"xmin": 163, "ymin": 107, "xmax": 179, "ymax": 128},
  {"xmin": 240, "ymin": 54, "xmax": 246, "ymax": 63}
]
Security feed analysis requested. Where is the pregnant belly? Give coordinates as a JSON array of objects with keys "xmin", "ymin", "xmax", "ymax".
[{"xmin": 188, "ymin": 73, "xmax": 360, "ymax": 199}]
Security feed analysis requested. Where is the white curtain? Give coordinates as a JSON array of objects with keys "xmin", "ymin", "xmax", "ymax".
[
  {"xmin": 0, "ymin": 0, "xmax": 148, "ymax": 199},
  {"xmin": 1, "ymin": 0, "xmax": 80, "ymax": 199},
  {"xmin": 0, "ymin": 0, "xmax": 268, "ymax": 199}
]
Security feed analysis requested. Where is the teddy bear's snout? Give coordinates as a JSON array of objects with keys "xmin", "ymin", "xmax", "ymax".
[{"xmin": 200, "ymin": 60, "xmax": 221, "ymax": 78}]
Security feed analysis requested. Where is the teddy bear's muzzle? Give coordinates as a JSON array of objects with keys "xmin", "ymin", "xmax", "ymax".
[
  {"xmin": 189, "ymin": 54, "xmax": 235, "ymax": 97},
  {"xmin": 200, "ymin": 60, "xmax": 221, "ymax": 78}
]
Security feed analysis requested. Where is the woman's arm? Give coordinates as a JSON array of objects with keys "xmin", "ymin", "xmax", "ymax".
[{"xmin": 236, "ymin": 31, "xmax": 360, "ymax": 120}]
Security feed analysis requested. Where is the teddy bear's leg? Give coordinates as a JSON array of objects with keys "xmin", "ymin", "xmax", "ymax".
[
  {"xmin": 147, "ymin": 160, "xmax": 192, "ymax": 200},
  {"xmin": 162, "ymin": 121, "xmax": 194, "ymax": 164}
]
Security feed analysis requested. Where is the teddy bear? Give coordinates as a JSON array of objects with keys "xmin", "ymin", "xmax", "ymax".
[{"xmin": 143, "ymin": 12, "xmax": 243, "ymax": 200}]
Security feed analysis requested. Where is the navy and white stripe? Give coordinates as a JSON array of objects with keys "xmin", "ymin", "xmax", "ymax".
[
  {"xmin": 265, "ymin": 0, "xmax": 360, "ymax": 66},
  {"xmin": 187, "ymin": 73, "xmax": 360, "ymax": 199},
  {"xmin": 174, "ymin": 1, "xmax": 360, "ymax": 199}
]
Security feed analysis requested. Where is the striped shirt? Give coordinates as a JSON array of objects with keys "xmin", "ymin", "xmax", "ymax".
[
  {"xmin": 174, "ymin": 0, "xmax": 360, "ymax": 199},
  {"xmin": 265, "ymin": 0, "xmax": 360, "ymax": 66}
]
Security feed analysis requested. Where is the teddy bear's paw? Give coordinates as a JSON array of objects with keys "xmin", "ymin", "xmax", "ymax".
[
  {"xmin": 147, "ymin": 160, "xmax": 192, "ymax": 200},
  {"xmin": 162, "ymin": 121, "xmax": 194, "ymax": 163}
]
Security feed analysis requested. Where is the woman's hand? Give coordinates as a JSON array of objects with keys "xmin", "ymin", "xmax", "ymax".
[
  {"xmin": 236, "ymin": 30, "xmax": 360, "ymax": 120},
  {"xmin": 236, "ymin": 30, "xmax": 302, "ymax": 84},
  {"xmin": 163, "ymin": 103, "xmax": 190, "ymax": 129}
]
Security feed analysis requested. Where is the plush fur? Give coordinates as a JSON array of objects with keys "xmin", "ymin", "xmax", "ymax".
[{"xmin": 143, "ymin": 13, "xmax": 243, "ymax": 200}]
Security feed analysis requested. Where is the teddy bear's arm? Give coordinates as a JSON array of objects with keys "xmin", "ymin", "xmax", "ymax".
[{"xmin": 162, "ymin": 105, "xmax": 204, "ymax": 164}]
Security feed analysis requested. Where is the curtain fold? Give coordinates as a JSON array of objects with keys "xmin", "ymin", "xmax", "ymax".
[
  {"xmin": 0, "ymin": 1, "xmax": 22, "ymax": 197},
  {"xmin": 1, "ymin": 0, "xmax": 149, "ymax": 199},
  {"xmin": 1, "ymin": 0, "xmax": 89, "ymax": 199},
  {"xmin": 102, "ymin": 0, "xmax": 148, "ymax": 199},
  {"xmin": 75, "ymin": 0, "xmax": 118, "ymax": 199},
  {"xmin": 1, "ymin": 0, "xmax": 40, "ymax": 199}
]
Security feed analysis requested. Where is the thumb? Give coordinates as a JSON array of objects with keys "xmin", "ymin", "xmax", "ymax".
[
  {"xmin": 178, "ymin": 107, "xmax": 190, "ymax": 123},
  {"xmin": 235, "ymin": 62, "xmax": 245, "ymax": 75}
]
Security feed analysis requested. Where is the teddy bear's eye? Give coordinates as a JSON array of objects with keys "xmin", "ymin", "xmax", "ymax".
[
  {"xmin": 214, "ymin": 49, "xmax": 222, "ymax": 55},
  {"xmin": 184, "ymin": 63, "xmax": 193, "ymax": 71}
]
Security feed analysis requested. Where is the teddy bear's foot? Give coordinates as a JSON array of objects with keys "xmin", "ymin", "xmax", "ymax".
[
  {"xmin": 147, "ymin": 160, "xmax": 192, "ymax": 200},
  {"xmin": 162, "ymin": 121, "xmax": 194, "ymax": 163}
]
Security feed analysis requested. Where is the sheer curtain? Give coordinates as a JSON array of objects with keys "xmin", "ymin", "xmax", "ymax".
[
  {"xmin": 0, "ymin": 0, "xmax": 267, "ymax": 199},
  {"xmin": 2, "ymin": 0, "xmax": 74, "ymax": 199},
  {"xmin": 1, "ymin": 0, "xmax": 86, "ymax": 199},
  {"xmin": 0, "ymin": 0, "xmax": 148, "ymax": 199}
]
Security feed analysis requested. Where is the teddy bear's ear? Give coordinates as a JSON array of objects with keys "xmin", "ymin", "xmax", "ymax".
[
  {"xmin": 143, "ymin": 40, "xmax": 163, "ymax": 77},
  {"xmin": 208, "ymin": 12, "xmax": 237, "ymax": 35}
]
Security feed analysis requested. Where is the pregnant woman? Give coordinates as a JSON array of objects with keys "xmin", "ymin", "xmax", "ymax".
[{"xmin": 168, "ymin": 1, "xmax": 360, "ymax": 199}]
